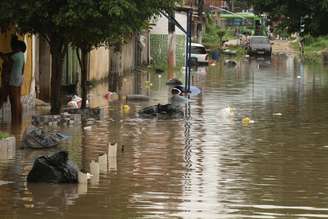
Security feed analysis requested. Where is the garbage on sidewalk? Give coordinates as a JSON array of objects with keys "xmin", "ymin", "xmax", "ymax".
[
  {"xmin": 32, "ymin": 113, "xmax": 81, "ymax": 127},
  {"xmin": 27, "ymin": 151, "xmax": 78, "ymax": 183},
  {"xmin": 22, "ymin": 126, "xmax": 70, "ymax": 149},
  {"xmin": 67, "ymin": 95, "xmax": 89, "ymax": 109}
]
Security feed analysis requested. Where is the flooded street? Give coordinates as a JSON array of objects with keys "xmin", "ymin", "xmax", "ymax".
[{"xmin": 2, "ymin": 54, "xmax": 328, "ymax": 218}]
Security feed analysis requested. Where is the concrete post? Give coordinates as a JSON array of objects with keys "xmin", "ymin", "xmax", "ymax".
[{"xmin": 168, "ymin": 12, "xmax": 176, "ymax": 80}]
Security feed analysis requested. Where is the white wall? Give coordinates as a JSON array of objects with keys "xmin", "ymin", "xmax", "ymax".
[{"xmin": 150, "ymin": 13, "xmax": 187, "ymax": 35}]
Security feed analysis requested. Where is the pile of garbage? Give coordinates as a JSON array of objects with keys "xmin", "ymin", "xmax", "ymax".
[
  {"xmin": 67, "ymin": 95, "xmax": 87, "ymax": 109},
  {"xmin": 139, "ymin": 104, "xmax": 184, "ymax": 120},
  {"xmin": 66, "ymin": 107, "xmax": 104, "ymax": 120},
  {"xmin": 32, "ymin": 113, "xmax": 81, "ymax": 127},
  {"xmin": 22, "ymin": 126, "xmax": 69, "ymax": 149},
  {"xmin": 27, "ymin": 151, "xmax": 78, "ymax": 183}
]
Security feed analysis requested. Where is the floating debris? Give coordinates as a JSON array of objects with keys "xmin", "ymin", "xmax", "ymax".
[
  {"xmin": 98, "ymin": 154, "xmax": 108, "ymax": 174},
  {"xmin": 78, "ymin": 172, "xmax": 88, "ymax": 184},
  {"xmin": 108, "ymin": 143, "xmax": 118, "ymax": 158},
  {"xmin": 242, "ymin": 117, "xmax": 255, "ymax": 126},
  {"xmin": 122, "ymin": 104, "xmax": 130, "ymax": 113},
  {"xmin": 0, "ymin": 180, "xmax": 13, "ymax": 186},
  {"xmin": 83, "ymin": 126, "xmax": 92, "ymax": 131},
  {"xmin": 89, "ymin": 160, "xmax": 100, "ymax": 185},
  {"xmin": 273, "ymin": 113, "xmax": 283, "ymax": 116}
]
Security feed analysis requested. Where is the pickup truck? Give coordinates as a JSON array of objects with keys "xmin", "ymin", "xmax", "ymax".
[{"xmin": 247, "ymin": 36, "xmax": 272, "ymax": 56}]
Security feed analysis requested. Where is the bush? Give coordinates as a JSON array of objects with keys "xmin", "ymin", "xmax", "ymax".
[
  {"xmin": 0, "ymin": 132, "xmax": 9, "ymax": 140},
  {"xmin": 302, "ymin": 35, "xmax": 328, "ymax": 63},
  {"xmin": 203, "ymin": 15, "xmax": 225, "ymax": 47}
]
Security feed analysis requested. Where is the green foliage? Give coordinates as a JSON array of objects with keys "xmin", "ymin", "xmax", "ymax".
[
  {"xmin": 252, "ymin": 0, "xmax": 328, "ymax": 36},
  {"xmin": 67, "ymin": 0, "xmax": 180, "ymax": 50},
  {"xmin": 149, "ymin": 34, "xmax": 185, "ymax": 70},
  {"xmin": 291, "ymin": 35, "xmax": 328, "ymax": 63},
  {"xmin": 303, "ymin": 36, "xmax": 328, "ymax": 63},
  {"xmin": 0, "ymin": 131, "xmax": 9, "ymax": 140},
  {"xmin": 203, "ymin": 15, "xmax": 225, "ymax": 48}
]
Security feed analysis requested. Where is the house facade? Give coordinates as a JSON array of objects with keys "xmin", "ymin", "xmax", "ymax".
[
  {"xmin": 0, "ymin": 27, "xmax": 36, "ymax": 110},
  {"xmin": 0, "ymin": 29, "xmax": 150, "ymax": 109}
]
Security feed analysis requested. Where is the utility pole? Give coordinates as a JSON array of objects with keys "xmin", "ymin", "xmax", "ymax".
[
  {"xmin": 197, "ymin": 0, "xmax": 204, "ymax": 44},
  {"xmin": 167, "ymin": 11, "xmax": 176, "ymax": 80},
  {"xmin": 231, "ymin": 0, "xmax": 235, "ymax": 12},
  {"xmin": 299, "ymin": 16, "xmax": 305, "ymax": 58}
]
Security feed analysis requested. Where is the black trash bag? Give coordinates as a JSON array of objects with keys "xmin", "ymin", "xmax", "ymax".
[
  {"xmin": 139, "ymin": 104, "xmax": 184, "ymax": 119},
  {"xmin": 27, "ymin": 151, "xmax": 78, "ymax": 184}
]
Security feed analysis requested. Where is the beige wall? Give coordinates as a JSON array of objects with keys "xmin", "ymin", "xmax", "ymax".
[
  {"xmin": 38, "ymin": 37, "xmax": 51, "ymax": 101},
  {"xmin": 89, "ymin": 47, "xmax": 110, "ymax": 81},
  {"xmin": 121, "ymin": 39, "xmax": 136, "ymax": 74}
]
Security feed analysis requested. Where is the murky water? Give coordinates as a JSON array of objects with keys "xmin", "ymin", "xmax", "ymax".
[{"xmin": 2, "ymin": 55, "xmax": 328, "ymax": 218}]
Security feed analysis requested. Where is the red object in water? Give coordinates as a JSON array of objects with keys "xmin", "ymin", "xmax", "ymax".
[{"xmin": 104, "ymin": 91, "xmax": 113, "ymax": 100}]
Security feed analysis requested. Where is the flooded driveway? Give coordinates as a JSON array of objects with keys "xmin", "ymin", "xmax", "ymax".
[{"xmin": 2, "ymin": 55, "xmax": 328, "ymax": 218}]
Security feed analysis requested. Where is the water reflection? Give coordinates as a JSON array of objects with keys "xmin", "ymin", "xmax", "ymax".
[
  {"xmin": 2, "ymin": 55, "xmax": 328, "ymax": 218},
  {"xmin": 26, "ymin": 184, "xmax": 81, "ymax": 209}
]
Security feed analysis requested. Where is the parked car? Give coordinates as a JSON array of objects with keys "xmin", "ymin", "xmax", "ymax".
[
  {"xmin": 190, "ymin": 43, "xmax": 208, "ymax": 65},
  {"xmin": 247, "ymin": 36, "xmax": 272, "ymax": 56}
]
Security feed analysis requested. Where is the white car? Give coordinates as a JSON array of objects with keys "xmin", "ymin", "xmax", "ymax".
[{"xmin": 190, "ymin": 43, "xmax": 209, "ymax": 65}]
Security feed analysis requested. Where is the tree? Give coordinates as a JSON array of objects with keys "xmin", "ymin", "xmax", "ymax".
[
  {"xmin": 0, "ymin": 0, "xmax": 180, "ymax": 113},
  {"xmin": 68, "ymin": 0, "xmax": 180, "ymax": 108},
  {"xmin": 251, "ymin": 0, "xmax": 328, "ymax": 36},
  {"xmin": 0, "ymin": 1, "xmax": 76, "ymax": 114},
  {"xmin": 203, "ymin": 14, "xmax": 225, "ymax": 48}
]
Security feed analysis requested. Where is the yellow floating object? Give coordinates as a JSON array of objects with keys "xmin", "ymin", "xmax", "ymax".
[
  {"xmin": 242, "ymin": 117, "xmax": 254, "ymax": 126},
  {"xmin": 122, "ymin": 104, "xmax": 130, "ymax": 113},
  {"xmin": 242, "ymin": 117, "xmax": 250, "ymax": 124}
]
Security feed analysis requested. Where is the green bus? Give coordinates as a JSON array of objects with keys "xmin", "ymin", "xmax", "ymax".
[{"xmin": 219, "ymin": 12, "xmax": 266, "ymax": 36}]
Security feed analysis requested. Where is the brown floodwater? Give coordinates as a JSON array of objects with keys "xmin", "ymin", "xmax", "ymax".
[{"xmin": 2, "ymin": 55, "xmax": 328, "ymax": 218}]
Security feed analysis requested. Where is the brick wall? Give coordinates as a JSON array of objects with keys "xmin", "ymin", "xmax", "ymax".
[{"xmin": 204, "ymin": 0, "xmax": 225, "ymax": 9}]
